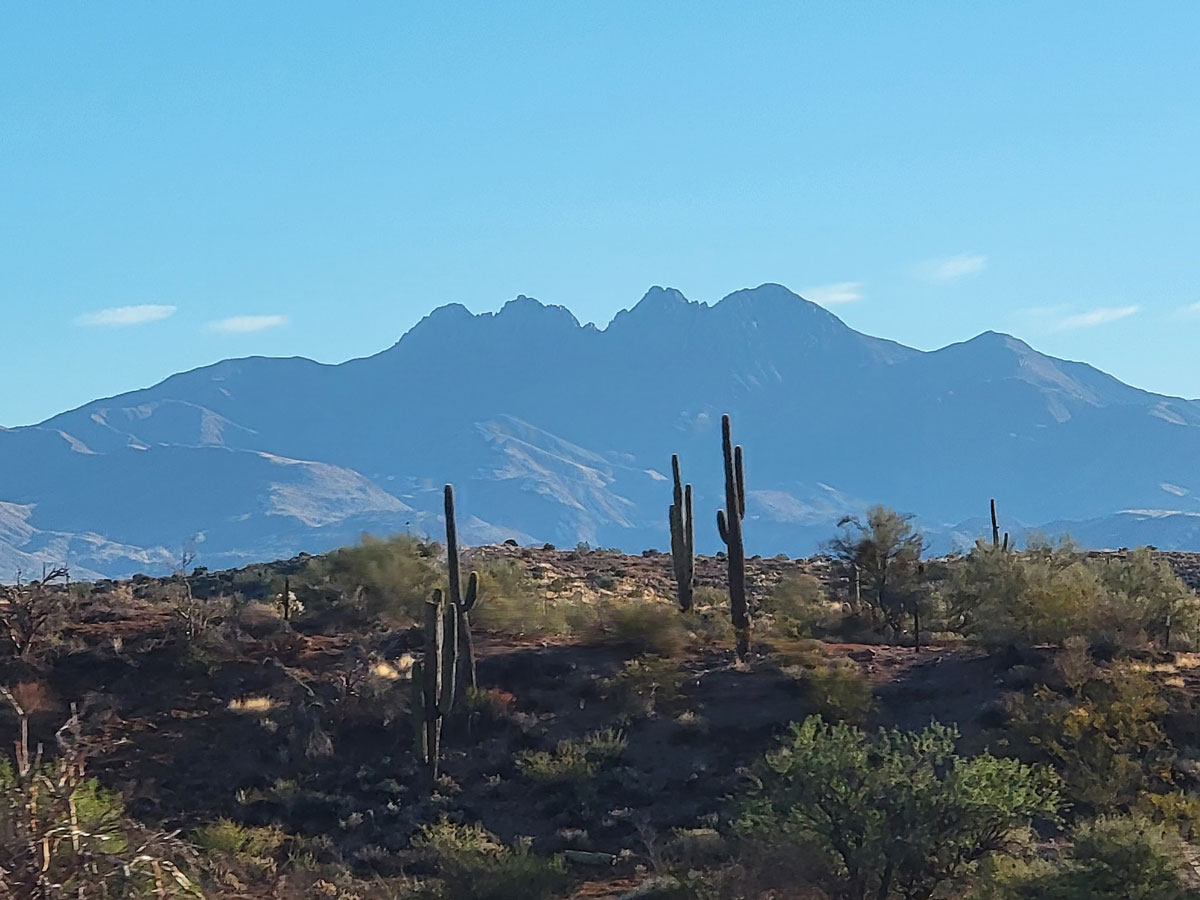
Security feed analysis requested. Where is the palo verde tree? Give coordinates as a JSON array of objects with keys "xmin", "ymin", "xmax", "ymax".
[
  {"xmin": 668, "ymin": 454, "xmax": 695, "ymax": 612},
  {"xmin": 827, "ymin": 506, "xmax": 925, "ymax": 643},
  {"xmin": 716, "ymin": 414, "xmax": 750, "ymax": 661},
  {"xmin": 736, "ymin": 716, "xmax": 1060, "ymax": 900}
]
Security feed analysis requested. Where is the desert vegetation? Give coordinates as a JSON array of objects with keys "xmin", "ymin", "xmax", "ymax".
[{"xmin": 5, "ymin": 421, "xmax": 1200, "ymax": 898}]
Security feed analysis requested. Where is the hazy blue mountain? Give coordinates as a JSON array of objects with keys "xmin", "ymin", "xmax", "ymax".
[{"xmin": 6, "ymin": 283, "xmax": 1200, "ymax": 578}]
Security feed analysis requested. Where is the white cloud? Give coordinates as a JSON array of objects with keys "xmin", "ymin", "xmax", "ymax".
[
  {"xmin": 1175, "ymin": 301, "xmax": 1200, "ymax": 318},
  {"xmin": 1051, "ymin": 305, "xmax": 1140, "ymax": 331},
  {"xmin": 915, "ymin": 252, "xmax": 988, "ymax": 284},
  {"xmin": 802, "ymin": 281, "xmax": 864, "ymax": 306},
  {"xmin": 208, "ymin": 315, "xmax": 289, "ymax": 334},
  {"xmin": 74, "ymin": 304, "xmax": 177, "ymax": 327}
]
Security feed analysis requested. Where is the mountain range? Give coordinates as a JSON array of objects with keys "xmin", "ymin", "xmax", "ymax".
[{"xmin": 5, "ymin": 283, "xmax": 1200, "ymax": 580}]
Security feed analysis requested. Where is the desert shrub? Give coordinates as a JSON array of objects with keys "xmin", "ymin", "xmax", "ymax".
[
  {"xmin": 977, "ymin": 815, "xmax": 1200, "ymax": 900},
  {"xmin": 193, "ymin": 819, "xmax": 287, "ymax": 860},
  {"xmin": 308, "ymin": 534, "xmax": 440, "ymax": 623},
  {"xmin": 412, "ymin": 820, "xmax": 569, "ymax": 900},
  {"xmin": 472, "ymin": 560, "xmax": 583, "ymax": 636},
  {"xmin": 802, "ymin": 659, "xmax": 874, "ymax": 724},
  {"xmin": 517, "ymin": 728, "xmax": 627, "ymax": 785},
  {"xmin": 735, "ymin": 716, "xmax": 1060, "ymax": 900},
  {"xmin": 681, "ymin": 596, "xmax": 736, "ymax": 647},
  {"xmin": 590, "ymin": 602, "xmax": 688, "ymax": 657},
  {"xmin": 761, "ymin": 573, "xmax": 837, "ymax": 637},
  {"xmin": 1005, "ymin": 654, "xmax": 1175, "ymax": 812},
  {"xmin": 603, "ymin": 654, "xmax": 686, "ymax": 718},
  {"xmin": 945, "ymin": 543, "xmax": 1200, "ymax": 651}
]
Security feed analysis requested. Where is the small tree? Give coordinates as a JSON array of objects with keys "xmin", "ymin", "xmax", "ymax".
[
  {"xmin": 736, "ymin": 716, "xmax": 1060, "ymax": 900},
  {"xmin": 0, "ymin": 566, "xmax": 71, "ymax": 662},
  {"xmin": 827, "ymin": 506, "xmax": 925, "ymax": 640}
]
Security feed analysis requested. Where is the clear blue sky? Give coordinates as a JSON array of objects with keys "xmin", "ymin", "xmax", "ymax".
[{"xmin": 3, "ymin": 2, "xmax": 1198, "ymax": 426}]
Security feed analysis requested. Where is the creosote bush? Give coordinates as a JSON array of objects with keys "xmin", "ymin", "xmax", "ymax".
[
  {"xmin": 975, "ymin": 815, "xmax": 1200, "ymax": 900},
  {"xmin": 517, "ymin": 728, "xmax": 628, "ymax": 785},
  {"xmin": 306, "ymin": 534, "xmax": 440, "ymax": 623},
  {"xmin": 412, "ymin": 820, "xmax": 569, "ymax": 900},
  {"xmin": 590, "ymin": 601, "xmax": 689, "ymax": 658}
]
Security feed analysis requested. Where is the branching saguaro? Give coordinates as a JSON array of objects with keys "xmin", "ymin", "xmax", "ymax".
[
  {"xmin": 411, "ymin": 484, "xmax": 480, "ymax": 786},
  {"xmin": 716, "ymin": 414, "xmax": 750, "ymax": 661},
  {"xmin": 668, "ymin": 454, "xmax": 695, "ymax": 612}
]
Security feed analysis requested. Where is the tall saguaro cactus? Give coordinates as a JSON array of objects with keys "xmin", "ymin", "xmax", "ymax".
[
  {"xmin": 716, "ymin": 414, "xmax": 750, "ymax": 661},
  {"xmin": 444, "ymin": 484, "xmax": 480, "ymax": 691},
  {"xmin": 669, "ymin": 454, "xmax": 695, "ymax": 612},
  {"xmin": 412, "ymin": 484, "xmax": 480, "ymax": 785},
  {"xmin": 990, "ymin": 498, "xmax": 1010, "ymax": 552},
  {"xmin": 412, "ymin": 588, "xmax": 457, "ymax": 782}
]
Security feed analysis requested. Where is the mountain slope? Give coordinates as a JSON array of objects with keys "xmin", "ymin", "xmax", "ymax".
[{"xmin": 8, "ymin": 283, "xmax": 1200, "ymax": 578}]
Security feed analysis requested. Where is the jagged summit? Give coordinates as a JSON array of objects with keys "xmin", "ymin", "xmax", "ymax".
[{"xmin": 6, "ymin": 281, "xmax": 1200, "ymax": 578}]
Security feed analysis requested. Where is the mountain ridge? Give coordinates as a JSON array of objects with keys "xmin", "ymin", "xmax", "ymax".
[{"xmin": 7, "ymin": 283, "xmax": 1200, "ymax": 578}]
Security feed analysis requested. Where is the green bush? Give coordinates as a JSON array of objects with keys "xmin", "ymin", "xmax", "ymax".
[
  {"xmin": 762, "ymin": 573, "xmax": 837, "ymax": 637},
  {"xmin": 978, "ymin": 815, "xmax": 1200, "ymax": 900},
  {"xmin": 193, "ymin": 818, "xmax": 287, "ymax": 860},
  {"xmin": 802, "ymin": 659, "xmax": 874, "ymax": 725},
  {"xmin": 592, "ymin": 602, "xmax": 688, "ymax": 657},
  {"xmin": 735, "ymin": 716, "xmax": 1060, "ymax": 900},
  {"xmin": 944, "ymin": 543, "xmax": 1200, "ymax": 651},
  {"xmin": 413, "ymin": 820, "xmax": 569, "ymax": 900},
  {"xmin": 308, "ymin": 534, "xmax": 440, "ymax": 623},
  {"xmin": 1005, "ymin": 656, "xmax": 1175, "ymax": 812},
  {"xmin": 472, "ymin": 560, "xmax": 577, "ymax": 636},
  {"xmin": 517, "ymin": 728, "xmax": 627, "ymax": 784}
]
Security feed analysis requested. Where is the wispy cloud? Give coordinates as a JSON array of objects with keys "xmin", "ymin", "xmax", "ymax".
[
  {"xmin": 1175, "ymin": 301, "xmax": 1200, "ymax": 319},
  {"xmin": 802, "ymin": 281, "xmax": 864, "ymax": 306},
  {"xmin": 1051, "ymin": 305, "xmax": 1141, "ymax": 331},
  {"xmin": 914, "ymin": 252, "xmax": 988, "ymax": 284},
  {"xmin": 208, "ymin": 315, "xmax": 289, "ymax": 334},
  {"xmin": 74, "ymin": 304, "xmax": 177, "ymax": 327}
]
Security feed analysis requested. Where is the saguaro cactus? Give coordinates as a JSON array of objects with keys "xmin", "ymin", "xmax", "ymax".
[
  {"xmin": 990, "ymin": 498, "xmax": 1010, "ymax": 552},
  {"xmin": 412, "ymin": 484, "xmax": 480, "ymax": 785},
  {"xmin": 669, "ymin": 454, "xmax": 695, "ymax": 612},
  {"xmin": 412, "ymin": 588, "xmax": 457, "ymax": 782},
  {"xmin": 716, "ymin": 414, "xmax": 750, "ymax": 661},
  {"xmin": 443, "ymin": 484, "xmax": 480, "ymax": 691}
]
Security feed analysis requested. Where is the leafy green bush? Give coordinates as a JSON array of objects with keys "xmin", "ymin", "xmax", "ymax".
[
  {"xmin": 735, "ymin": 716, "xmax": 1060, "ymax": 900},
  {"xmin": 413, "ymin": 820, "xmax": 569, "ymax": 900},
  {"xmin": 977, "ymin": 815, "xmax": 1200, "ymax": 900},
  {"xmin": 517, "ymin": 728, "xmax": 627, "ymax": 784},
  {"xmin": 944, "ymin": 543, "xmax": 1200, "ymax": 651},
  {"xmin": 1005, "ymin": 656, "xmax": 1175, "ymax": 812}
]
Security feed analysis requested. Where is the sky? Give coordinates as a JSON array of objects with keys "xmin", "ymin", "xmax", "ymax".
[{"xmin": 2, "ymin": 2, "xmax": 1199, "ymax": 426}]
